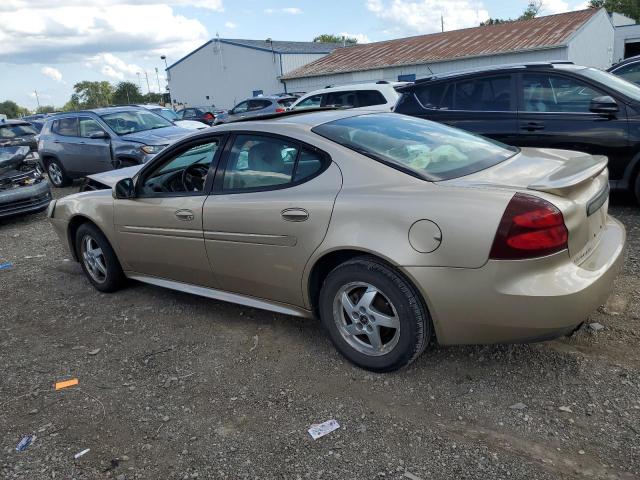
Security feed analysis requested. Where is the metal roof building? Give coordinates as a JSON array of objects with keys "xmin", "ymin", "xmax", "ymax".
[
  {"xmin": 281, "ymin": 9, "xmax": 615, "ymax": 92},
  {"xmin": 166, "ymin": 38, "xmax": 341, "ymax": 109}
]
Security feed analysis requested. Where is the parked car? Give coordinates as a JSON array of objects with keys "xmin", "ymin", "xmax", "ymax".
[
  {"xmin": 607, "ymin": 55, "xmax": 640, "ymax": 86},
  {"xmin": 137, "ymin": 105, "xmax": 207, "ymax": 130},
  {"xmin": 0, "ymin": 119, "xmax": 40, "ymax": 166},
  {"xmin": 290, "ymin": 81, "xmax": 404, "ymax": 112},
  {"xmin": 214, "ymin": 96, "xmax": 298, "ymax": 124},
  {"xmin": 38, "ymin": 106, "xmax": 191, "ymax": 187},
  {"xmin": 395, "ymin": 62, "xmax": 640, "ymax": 203},
  {"xmin": 178, "ymin": 106, "xmax": 222, "ymax": 126},
  {"xmin": 48, "ymin": 110, "xmax": 624, "ymax": 372},
  {"xmin": 0, "ymin": 146, "xmax": 51, "ymax": 219}
]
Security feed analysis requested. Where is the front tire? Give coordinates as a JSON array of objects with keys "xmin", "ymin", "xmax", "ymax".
[
  {"xmin": 634, "ymin": 172, "xmax": 640, "ymax": 205},
  {"xmin": 319, "ymin": 256, "xmax": 431, "ymax": 372},
  {"xmin": 75, "ymin": 223, "xmax": 126, "ymax": 293}
]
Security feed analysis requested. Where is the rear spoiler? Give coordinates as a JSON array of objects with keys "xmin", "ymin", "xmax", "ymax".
[{"xmin": 528, "ymin": 155, "xmax": 608, "ymax": 196}]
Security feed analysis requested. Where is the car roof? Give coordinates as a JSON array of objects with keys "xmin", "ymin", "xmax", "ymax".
[
  {"xmin": 0, "ymin": 119, "xmax": 33, "ymax": 126},
  {"xmin": 399, "ymin": 61, "xmax": 583, "ymax": 88},
  {"xmin": 609, "ymin": 55, "xmax": 640, "ymax": 70},
  {"xmin": 304, "ymin": 82, "xmax": 400, "ymax": 96},
  {"xmin": 210, "ymin": 108, "xmax": 382, "ymax": 131}
]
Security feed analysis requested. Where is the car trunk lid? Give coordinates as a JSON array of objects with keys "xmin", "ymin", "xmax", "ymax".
[{"xmin": 441, "ymin": 147, "xmax": 610, "ymax": 266}]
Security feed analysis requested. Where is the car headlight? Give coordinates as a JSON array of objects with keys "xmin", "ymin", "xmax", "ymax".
[{"xmin": 140, "ymin": 144, "xmax": 167, "ymax": 154}]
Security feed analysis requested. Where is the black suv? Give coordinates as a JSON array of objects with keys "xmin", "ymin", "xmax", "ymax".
[{"xmin": 395, "ymin": 62, "xmax": 640, "ymax": 203}]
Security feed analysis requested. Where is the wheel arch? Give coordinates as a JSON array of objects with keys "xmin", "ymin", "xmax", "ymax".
[
  {"xmin": 305, "ymin": 248, "xmax": 437, "ymax": 334},
  {"xmin": 67, "ymin": 215, "xmax": 100, "ymax": 261}
]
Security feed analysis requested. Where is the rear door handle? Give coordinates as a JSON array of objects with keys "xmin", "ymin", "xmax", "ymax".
[
  {"xmin": 281, "ymin": 208, "xmax": 309, "ymax": 222},
  {"xmin": 175, "ymin": 209, "xmax": 194, "ymax": 221},
  {"xmin": 520, "ymin": 122, "xmax": 545, "ymax": 131}
]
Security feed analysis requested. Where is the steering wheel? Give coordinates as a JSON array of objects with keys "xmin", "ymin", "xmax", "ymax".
[{"xmin": 182, "ymin": 164, "xmax": 209, "ymax": 192}]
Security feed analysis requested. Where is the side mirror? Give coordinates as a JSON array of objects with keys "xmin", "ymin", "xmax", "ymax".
[
  {"xmin": 89, "ymin": 130, "xmax": 109, "ymax": 139},
  {"xmin": 590, "ymin": 95, "xmax": 619, "ymax": 115},
  {"xmin": 113, "ymin": 178, "xmax": 136, "ymax": 199}
]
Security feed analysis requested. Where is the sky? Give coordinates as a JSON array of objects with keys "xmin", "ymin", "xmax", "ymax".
[{"xmin": 1, "ymin": 0, "xmax": 590, "ymax": 110}]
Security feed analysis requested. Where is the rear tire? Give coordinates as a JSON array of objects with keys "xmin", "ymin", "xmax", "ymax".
[
  {"xmin": 634, "ymin": 173, "xmax": 640, "ymax": 205},
  {"xmin": 318, "ymin": 256, "xmax": 431, "ymax": 372},
  {"xmin": 75, "ymin": 223, "xmax": 126, "ymax": 293},
  {"xmin": 46, "ymin": 159, "xmax": 71, "ymax": 187}
]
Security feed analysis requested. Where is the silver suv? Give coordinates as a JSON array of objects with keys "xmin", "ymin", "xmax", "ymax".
[{"xmin": 38, "ymin": 107, "xmax": 191, "ymax": 187}]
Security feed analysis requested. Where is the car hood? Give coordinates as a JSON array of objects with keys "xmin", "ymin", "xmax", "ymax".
[
  {"xmin": 121, "ymin": 126, "xmax": 191, "ymax": 144},
  {"xmin": 175, "ymin": 120, "xmax": 207, "ymax": 130},
  {"xmin": 0, "ymin": 146, "xmax": 29, "ymax": 176},
  {"xmin": 87, "ymin": 164, "xmax": 144, "ymax": 187}
]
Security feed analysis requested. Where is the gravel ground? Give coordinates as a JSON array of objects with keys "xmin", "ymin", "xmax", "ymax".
[{"xmin": 1, "ymin": 185, "xmax": 639, "ymax": 480}]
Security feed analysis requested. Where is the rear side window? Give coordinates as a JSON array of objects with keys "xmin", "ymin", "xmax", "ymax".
[
  {"xmin": 312, "ymin": 113, "xmax": 517, "ymax": 181},
  {"xmin": 223, "ymin": 134, "xmax": 326, "ymax": 191},
  {"xmin": 248, "ymin": 100, "xmax": 271, "ymax": 111},
  {"xmin": 357, "ymin": 90, "xmax": 387, "ymax": 107},
  {"xmin": 454, "ymin": 76, "xmax": 512, "ymax": 111},
  {"xmin": 325, "ymin": 91, "xmax": 358, "ymax": 108},
  {"xmin": 277, "ymin": 98, "xmax": 296, "ymax": 107},
  {"xmin": 414, "ymin": 83, "xmax": 449, "ymax": 109},
  {"xmin": 53, "ymin": 118, "xmax": 79, "ymax": 136}
]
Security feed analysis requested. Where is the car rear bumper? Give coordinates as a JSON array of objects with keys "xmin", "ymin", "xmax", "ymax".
[
  {"xmin": 404, "ymin": 215, "xmax": 626, "ymax": 345},
  {"xmin": 0, "ymin": 181, "xmax": 52, "ymax": 219}
]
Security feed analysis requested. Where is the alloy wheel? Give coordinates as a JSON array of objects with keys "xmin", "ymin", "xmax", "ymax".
[
  {"xmin": 81, "ymin": 235, "xmax": 107, "ymax": 283},
  {"xmin": 48, "ymin": 163, "xmax": 63, "ymax": 186},
  {"xmin": 332, "ymin": 282, "xmax": 401, "ymax": 356}
]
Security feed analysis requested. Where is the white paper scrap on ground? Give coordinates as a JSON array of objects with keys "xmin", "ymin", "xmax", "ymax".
[
  {"xmin": 74, "ymin": 448, "xmax": 90, "ymax": 459},
  {"xmin": 308, "ymin": 419, "xmax": 340, "ymax": 440}
]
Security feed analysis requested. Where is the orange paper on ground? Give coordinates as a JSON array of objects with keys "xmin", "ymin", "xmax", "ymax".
[{"xmin": 55, "ymin": 378, "xmax": 79, "ymax": 390}]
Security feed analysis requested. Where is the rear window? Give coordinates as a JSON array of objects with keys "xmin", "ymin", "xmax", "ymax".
[
  {"xmin": 0, "ymin": 123, "xmax": 37, "ymax": 138},
  {"xmin": 312, "ymin": 113, "xmax": 517, "ymax": 181},
  {"xmin": 277, "ymin": 98, "xmax": 297, "ymax": 107}
]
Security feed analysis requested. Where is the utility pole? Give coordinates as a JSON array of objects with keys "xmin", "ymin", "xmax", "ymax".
[
  {"xmin": 144, "ymin": 71, "xmax": 151, "ymax": 95},
  {"xmin": 161, "ymin": 55, "xmax": 172, "ymax": 107},
  {"xmin": 33, "ymin": 90, "xmax": 41, "ymax": 111},
  {"xmin": 441, "ymin": 13, "xmax": 444, "ymax": 32},
  {"xmin": 154, "ymin": 67, "xmax": 162, "ymax": 101},
  {"xmin": 136, "ymin": 72, "xmax": 142, "ymax": 92}
]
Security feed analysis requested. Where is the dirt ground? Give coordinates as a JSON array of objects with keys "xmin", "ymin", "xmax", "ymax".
[{"xmin": 1, "ymin": 184, "xmax": 639, "ymax": 480}]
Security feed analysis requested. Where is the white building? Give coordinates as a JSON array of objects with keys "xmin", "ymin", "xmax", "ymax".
[
  {"xmin": 166, "ymin": 38, "xmax": 341, "ymax": 109},
  {"xmin": 612, "ymin": 12, "xmax": 640, "ymax": 62},
  {"xmin": 282, "ymin": 9, "xmax": 615, "ymax": 92}
]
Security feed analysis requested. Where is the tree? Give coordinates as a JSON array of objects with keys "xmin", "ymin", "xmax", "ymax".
[
  {"xmin": 112, "ymin": 81, "xmax": 143, "ymax": 105},
  {"xmin": 142, "ymin": 92, "xmax": 163, "ymax": 104},
  {"xmin": 313, "ymin": 34, "xmax": 358, "ymax": 45},
  {"xmin": 589, "ymin": 0, "xmax": 640, "ymax": 22},
  {"xmin": 0, "ymin": 100, "xmax": 28, "ymax": 118},
  {"xmin": 481, "ymin": 1, "xmax": 542, "ymax": 26},
  {"xmin": 71, "ymin": 81, "xmax": 113, "ymax": 108},
  {"xmin": 36, "ymin": 105, "xmax": 56, "ymax": 114}
]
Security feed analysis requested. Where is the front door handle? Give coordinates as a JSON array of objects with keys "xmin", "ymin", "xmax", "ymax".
[
  {"xmin": 281, "ymin": 208, "xmax": 309, "ymax": 222},
  {"xmin": 175, "ymin": 209, "xmax": 194, "ymax": 221},
  {"xmin": 520, "ymin": 121, "xmax": 545, "ymax": 132}
]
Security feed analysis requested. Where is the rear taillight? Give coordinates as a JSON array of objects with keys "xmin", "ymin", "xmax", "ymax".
[
  {"xmin": 489, "ymin": 193, "xmax": 568, "ymax": 260},
  {"xmin": 275, "ymin": 107, "xmax": 286, "ymax": 113},
  {"xmin": 203, "ymin": 112, "xmax": 214, "ymax": 120}
]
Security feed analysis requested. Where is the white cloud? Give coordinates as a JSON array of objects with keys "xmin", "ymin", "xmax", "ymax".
[
  {"xmin": 0, "ymin": 2, "xmax": 211, "ymax": 64},
  {"xmin": 339, "ymin": 32, "xmax": 371, "ymax": 43},
  {"xmin": 90, "ymin": 53, "xmax": 142, "ymax": 77},
  {"xmin": 101, "ymin": 65, "xmax": 124, "ymax": 80},
  {"xmin": 540, "ymin": 0, "xmax": 588, "ymax": 14},
  {"xmin": 264, "ymin": 7, "xmax": 302, "ymax": 15},
  {"xmin": 0, "ymin": 1, "xmax": 223, "ymax": 12},
  {"xmin": 29, "ymin": 91, "xmax": 52, "ymax": 100},
  {"xmin": 224, "ymin": 21, "xmax": 236, "ymax": 28},
  {"xmin": 366, "ymin": 0, "xmax": 489, "ymax": 34},
  {"xmin": 41, "ymin": 66, "xmax": 63, "ymax": 82}
]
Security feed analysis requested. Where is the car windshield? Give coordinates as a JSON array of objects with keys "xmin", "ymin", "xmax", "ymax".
[
  {"xmin": 312, "ymin": 113, "xmax": 518, "ymax": 181},
  {"xmin": 153, "ymin": 108, "xmax": 180, "ymax": 121},
  {"xmin": 100, "ymin": 110, "xmax": 173, "ymax": 135},
  {"xmin": 0, "ymin": 124, "xmax": 37, "ymax": 138},
  {"xmin": 581, "ymin": 67, "xmax": 640, "ymax": 102}
]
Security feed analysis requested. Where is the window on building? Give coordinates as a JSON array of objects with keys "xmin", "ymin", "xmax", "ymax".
[{"xmin": 398, "ymin": 74, "xmax": 416, "ymax": 82}]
